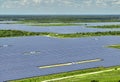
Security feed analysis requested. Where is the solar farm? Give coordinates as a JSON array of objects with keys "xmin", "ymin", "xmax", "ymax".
[
  {"xmin": 1, "ymin": 35, "xmax": 120, "ymax": 82},
  {"xmin": 0, "ymin": 15, "xmax": 120, "ymax": 82}
]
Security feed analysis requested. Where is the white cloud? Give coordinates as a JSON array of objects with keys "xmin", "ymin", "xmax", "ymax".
[
  {"xmin": 95, "ymin": 0, "xmax": 108, "ymax": 7},
  {"xmin": 1, "ymin": 0, "xmax": 30, "ymax": 8},
  {"xmin": 1, "ymin": 0, "xmax": 120, "ymax": 9},
  {"xmin": 83, "ymin": 0, "xmax": 92, "ymax": 6},
  {"xmin": 33, "ymin": 0, "xmax": 42, "ymax": 4},
  {"xmin": 113, "ymin": 0, "xmax": 120, "ymax": 5}
]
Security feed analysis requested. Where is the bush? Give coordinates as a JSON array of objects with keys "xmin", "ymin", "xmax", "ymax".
[{"xmin": 91, "ymin": 80, "xmax": 99, "ymax": 82}]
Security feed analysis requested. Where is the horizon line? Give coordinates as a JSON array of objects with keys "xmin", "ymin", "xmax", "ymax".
[{"xmin": 0, "ymin": 14, "xmax": 120, "ymax": 16}]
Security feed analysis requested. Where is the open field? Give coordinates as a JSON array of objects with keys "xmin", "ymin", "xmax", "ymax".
[{"xmin": 8, "ymin": 66, "xmax": 120, "ymax": 82}]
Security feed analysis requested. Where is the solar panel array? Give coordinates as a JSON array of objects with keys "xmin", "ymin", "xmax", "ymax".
[
  {"xmin": 0, "ymin": 36, "xmax": 120, "ymax": 82},
  {"xmin": 1, "ymin": 23, "xmax": 120, "ymax": 33}
]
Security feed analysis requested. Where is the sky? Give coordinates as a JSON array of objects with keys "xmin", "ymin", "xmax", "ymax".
[{"xmin": 0, "ymin": 0, "xmax": 120, "ymax": 15}]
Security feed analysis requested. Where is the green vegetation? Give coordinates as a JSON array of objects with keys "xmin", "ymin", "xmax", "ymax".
[
  {"xmin": 0, "ymin": 22, "xmax": 16, "ymax": 24},
  {"xmin": 1, "ymin": 30, "xmax": 120, "ymax": 38},
  {"xmin": 1, "ymin": 15, "xmax": 120, "ymax": 23},
  {"xmin": 1, "ymin": 15, "xmax": 120, "ymax": 26},
  {"xmin": 108, "ymin": 44, "xmax": 120, "ymax": 49},
  {"xmin": 54, "ymin": 31, "xmax": 120, "ymax": 38},
  {"xmin": 54, "ymin": 68, "xmax": 120, "ymax": 82},
  {"xmin": 0, "ymin": 30, "xmax": 40, "ymax": 37},
  {"xmin": 19, "ymin": 17, "xmax": 120, "ymax": 23},
  {"xmin": 89, "ymin": 25, "xmax": 120, "ymax": 28},
  {"xmin": 24, "ymin": 23, "xmax": 81, "ymax": 26},
  {"xmin": 8, "ymin": 66, "xmax": 120, "ymax": 82},
  {"xmin": 1, "ymin": 15, "xmax": 120, "ymax": 82}
]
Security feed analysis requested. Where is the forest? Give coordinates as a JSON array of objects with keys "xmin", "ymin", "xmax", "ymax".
[{"xmin": 0, "ymin": 15, "xmax": 120, "ymax": 23}]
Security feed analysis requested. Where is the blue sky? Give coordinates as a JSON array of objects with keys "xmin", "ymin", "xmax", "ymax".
[{"xmin": 0, "ymin": 0, "xmax": 120, "ymax": 15}]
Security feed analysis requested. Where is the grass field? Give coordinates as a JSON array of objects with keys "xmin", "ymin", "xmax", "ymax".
[
  {"xmin": 24, "ymin": 23, "xmax": 82, "ymax": 26},
  {"xmin": 8, "ymin": 66, "xmax": 120, "ymax": 82},
  {"xmin": 52, "ymin": 70, "xmax": 120, "ymax": 82},
  {"xmin": 108, "ymin": 44, "xmax": 120, "ymax": 49}
]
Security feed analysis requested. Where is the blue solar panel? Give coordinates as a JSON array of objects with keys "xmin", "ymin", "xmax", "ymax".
[
  {"xmin": 1, "ymin": 22, "xmax": 120, "ymax": 33},
  {"xmin": 0, "ymin": 36, "xmax": 120, "ymax": 81}
]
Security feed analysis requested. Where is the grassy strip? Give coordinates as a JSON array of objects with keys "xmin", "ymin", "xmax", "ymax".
[
  {"xmin": 54, "ymin": 68, "xmax": 120, "ymax": 82},
  {"xmin": 108, "ymin": 44, "xmax": 120, "ymax": 49},
  {"xmin": 24, "ymin": 23, "xmax": 82, "ymax": 26},
  {"xmin": 89, "ymin": 25, "xmax": 120, "ymax": 28},
  {"xmin": 8, "ymin": 66, "xmax": 120, "ymax": 82},
  {"xmin": 1, "ymin": 30, "xmax": 120, "ymax": 38},
  {"xmin": 54, "ymin": 31, "xmax": 120, "ymax": 38}
]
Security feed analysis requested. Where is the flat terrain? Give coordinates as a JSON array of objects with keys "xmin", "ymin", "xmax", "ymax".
[
  {"xmin": 24, "ymin": 23, "xmax": 82, "ymax": 26},
  {"xmin": 1, "ymin": 15, "xmax": 118, "ymax": 23},
  {"xmin": 1, "ymin": 36, "xmax": 120, "ymax": 82},
  {"xmin": 9, "ymin": 66, "xmax": 120, "ymax": 82},
  {"xmin": 1, "ymin": 15, "xmax": 120, "ymax": 82}
]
